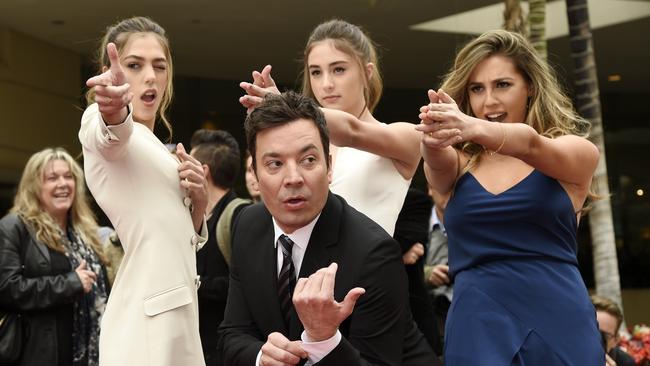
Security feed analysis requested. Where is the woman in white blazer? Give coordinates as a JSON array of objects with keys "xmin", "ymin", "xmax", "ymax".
[{"xmin": 78, "ymin": 17, "xmax": 207, "ymax": 366}]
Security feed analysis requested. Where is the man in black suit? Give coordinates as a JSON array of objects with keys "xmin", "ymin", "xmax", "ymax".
[
  {"xmin": 218, "ymin": 92, "xmax": 438, "ymax": 366},
  {"xmin": 190, "ymin": 129, "xmax": 251, "ymax": 366}
]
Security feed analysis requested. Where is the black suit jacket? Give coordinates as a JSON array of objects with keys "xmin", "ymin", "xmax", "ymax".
[
  {"xmin": 218, "ymin": 193, "xmax": 438, "ymax": 366},
  {"xmin": 197, "ymin": 190, "xmax": 249, "ymax": 364},
  {"xmin": 610, "ymin": 347, "xmax": 635, "ymax": 366},
  {"xmin": 0, "ymin": 213, "xmax": 85, "ymax": 366}
]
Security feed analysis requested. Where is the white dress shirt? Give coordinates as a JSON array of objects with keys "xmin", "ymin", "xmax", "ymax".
[{"xmin": 255, "ymin": 214, "xmax": 341, "ymax": 365}]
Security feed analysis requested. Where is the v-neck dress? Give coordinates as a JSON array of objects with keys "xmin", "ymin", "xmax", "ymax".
[{"xmin": 442, "ymin": 169, "xmax": 603, "ymax": 365}]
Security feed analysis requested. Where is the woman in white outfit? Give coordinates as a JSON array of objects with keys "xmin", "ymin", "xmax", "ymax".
[
  {"xmin": 240, "ymin": 19, "xmax": 421, "ymax": 236},
  {"xmin": 78, "ymin": 16, "xmax": 207, "ymax": 366}
]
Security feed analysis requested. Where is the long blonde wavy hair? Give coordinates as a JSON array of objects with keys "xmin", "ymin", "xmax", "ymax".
[
  {"xmin": 440, "ymin": 30, "xmax": 591, "ymax": 171},
  {"xmin": 301, "ymin": 19, "xmax": 384, "ymax": 113},
  {"xmin": 85, "ymin": 16, "xmax": 174, "ymax": 142},
  {"xmin": 12, "ymin": 147, "xmax": 106, "ymax": 262}
]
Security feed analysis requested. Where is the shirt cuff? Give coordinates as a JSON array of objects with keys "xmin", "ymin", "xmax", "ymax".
[
  {"xmin": 193, "ymin": 216, "xmax": 208, "ymax": 251},
  {"xmin": 300, "ymin": 330, "xmax": 341, "ymax": 365},
  {"xmin": 255, "ymin": 350, "xmax": 262, "ymax": 366},
  {"xmin": 99, "ymin": 103, "xmax": 134, "ymax": 143}
]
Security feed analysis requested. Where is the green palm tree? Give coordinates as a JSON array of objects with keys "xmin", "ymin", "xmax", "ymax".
[
  {"xmin": 528, "ymin": 0, "xmax": 547, "ymax": 59},
  {"xmin": 566, "ymin": 0, "xmax": 622, "ymax": 308}
]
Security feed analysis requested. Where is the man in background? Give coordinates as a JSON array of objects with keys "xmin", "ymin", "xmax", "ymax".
[
  {"xmin": 190, "ymin": 129, "xmax": 251, "ymax": 366},
  {"xmin": 591, "ymin": 295, "xmax": 635, "ymax": 366}
]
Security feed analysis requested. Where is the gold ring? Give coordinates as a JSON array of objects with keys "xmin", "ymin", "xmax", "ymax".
[{"xmin": 428, "ymin": 132, "xmax": 433, "ymax": 137}]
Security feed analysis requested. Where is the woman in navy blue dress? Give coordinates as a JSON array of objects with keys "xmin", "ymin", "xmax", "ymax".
[{"xmin": 417, "ymin": 30, "xmax": 605, "ymax": 365}]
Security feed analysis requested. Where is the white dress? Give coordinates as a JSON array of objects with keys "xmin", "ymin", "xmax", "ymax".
[
  {"xmin": 330, "ymin": 144, "xmax": 411, "ymax": 236},
  {"xmin": 79, "ymin": 104, "xmax": 206, "ymax": 366}
]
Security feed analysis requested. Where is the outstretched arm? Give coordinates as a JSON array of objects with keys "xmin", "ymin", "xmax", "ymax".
[
  {"xmin": 320, "ymin": 108, "xmax": 421, "ymax": 179},
  {"xmin": 79, "ymin": 43, "xmax": 135, "ymax": 161},
  {"xmin": 419, "ymin": 89, "xmax": 599, "ymax": 190},
  {"xmin": 239, "ymin": 66, "xmax": 421, "ymax": 179},
  {"xmin": 417, "ymin": 89, "xmax": 463, "ymax": 198}
]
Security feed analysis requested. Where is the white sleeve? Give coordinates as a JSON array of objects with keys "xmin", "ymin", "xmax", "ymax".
[
  {"xmin": 78, "ymin": 103, "xmax": 134, "ymax": 161},
  {"xmin": 192, "ymin": 216, "xmax": 209, "ymax": 251}
]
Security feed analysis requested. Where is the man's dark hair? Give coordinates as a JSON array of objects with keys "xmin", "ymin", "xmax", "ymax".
[
  {"xmin": 190, "ymin": 129, "xmax": 240, "ymax": 189},
  {"xmin": 245, "ymin": 91, "xmax": 330, "ymax": 172}
]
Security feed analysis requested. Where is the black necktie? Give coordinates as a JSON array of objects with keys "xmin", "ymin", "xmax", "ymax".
[{"xmin": 277, "ymin": 235, "xmax": 296, "ymax": 327}]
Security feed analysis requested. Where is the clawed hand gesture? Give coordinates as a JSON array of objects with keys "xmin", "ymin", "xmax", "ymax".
[
  {"xmin": 176, "ymin": 143, "xmax": 208, "ymax": 228},
  {"xmin": 293, "ymin": 263, "xmax": 365, "ymax": 342},
  {"xmin": 86, "ymin": 43, "xmax": 133, "ymax": 124},
  {"xmin": 239, "ymin": 65, "xmax": 281, "ymax": 114},
  {"xmin": 417, "ymin": 89, "xmax": 473, "ymax": 149}
]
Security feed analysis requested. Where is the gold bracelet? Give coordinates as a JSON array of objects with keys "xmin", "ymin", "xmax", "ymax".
[{"xmin": 488, "ymin": 123, "xmax": 507, "ymax": 156}]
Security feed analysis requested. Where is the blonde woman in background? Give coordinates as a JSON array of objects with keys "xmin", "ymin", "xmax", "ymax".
[{"xmin": 0, "ymin": 147, "xmax": 108, "ymax": 366}]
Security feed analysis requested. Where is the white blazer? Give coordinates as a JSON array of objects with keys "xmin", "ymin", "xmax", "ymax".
[{"xmin": 79, "ymin": 104, "xmax": 206, "ymax": 366}]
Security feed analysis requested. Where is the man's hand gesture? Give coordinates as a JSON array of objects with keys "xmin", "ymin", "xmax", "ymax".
[{"xmin": 293, "ymin": 263, "xmax": 365, "ymax": 342}]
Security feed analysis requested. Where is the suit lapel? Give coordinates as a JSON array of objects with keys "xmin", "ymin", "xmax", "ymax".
[
  {"xmin": 297, "ymin": 193, "xmax": 342, "ymax": 279},
  {"xmin": 290, "ymin": 193, "xmax": 342, "ymax": 339}
]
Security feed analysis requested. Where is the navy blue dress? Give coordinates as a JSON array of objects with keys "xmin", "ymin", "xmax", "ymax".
[{"xmin": 443, "ymin": 169, "xmax": 603, "ymax": 365}]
